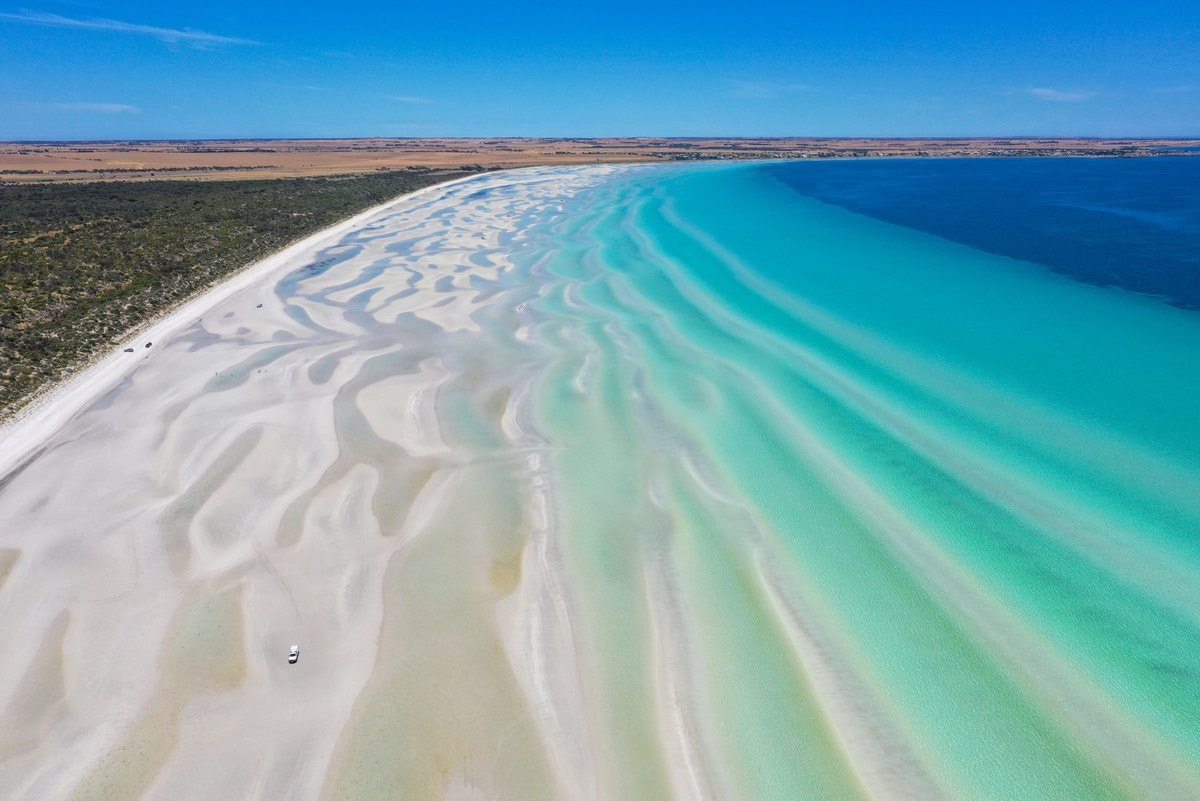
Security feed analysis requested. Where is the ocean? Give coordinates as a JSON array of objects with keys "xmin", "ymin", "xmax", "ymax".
[{"xmin": 763, "ymin": 157, "xmax": 1200, "ymax": 309}]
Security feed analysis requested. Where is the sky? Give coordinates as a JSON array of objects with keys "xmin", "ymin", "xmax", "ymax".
[{"xmin": 0, "ymin": 0, "xmax": 1198, "ymax": 140}]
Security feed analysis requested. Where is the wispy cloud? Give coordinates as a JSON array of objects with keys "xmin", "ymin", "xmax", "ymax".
[
  {"xmin": 390, "ymin": 95, "xmax": 433, "ymax": 104},
  {"xmin": 260, "ymin": 82, "xmax": 331, "ymax": 93},
  {"xmin": 729, "ymin": 80, "xmax": 812, "ymax": 100},
  {"xmin": 0, "ymin": 10, "xmax": 260, "ymax": 47},
  {"xmin": 1151, "ymin": 85, "xmax": 1196, "ymax": 95},
  {"xmin": 1027, "ymin": 87, "xmax": 1096, "ymax": 103},
  {"xmin": 37, "ymin": 102, "xmax": 140, "ymax": 113}
]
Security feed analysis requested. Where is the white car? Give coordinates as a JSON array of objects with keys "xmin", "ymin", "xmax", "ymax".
[{"xmin": 288, "ymin": 645, "xmax": 300, "ymax": 664}]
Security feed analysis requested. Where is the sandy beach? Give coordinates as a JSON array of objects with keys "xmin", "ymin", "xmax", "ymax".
[{"xmin": 0, "ymin": 166, "xmax": 623, "ymax": 801}]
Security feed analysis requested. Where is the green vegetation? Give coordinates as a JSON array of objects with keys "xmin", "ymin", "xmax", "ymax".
[{"xmin": 0, "ymin": 168, "xmax": 478, "ymax": 414}]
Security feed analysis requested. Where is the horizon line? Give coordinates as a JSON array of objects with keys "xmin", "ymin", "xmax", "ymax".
[{"xmin": 5, "ymin": 134, "xmax": 1200, "ymax": 145}]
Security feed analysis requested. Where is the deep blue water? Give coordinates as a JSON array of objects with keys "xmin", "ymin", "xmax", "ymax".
[{"xmin": 761, "ymin": 157, "xmax": 1200, "ymax": 310}]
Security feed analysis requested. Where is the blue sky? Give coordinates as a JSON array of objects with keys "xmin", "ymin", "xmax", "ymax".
[{"xmin": 1, "ymin": 0, "xmax": 1198, "ymax": 140}]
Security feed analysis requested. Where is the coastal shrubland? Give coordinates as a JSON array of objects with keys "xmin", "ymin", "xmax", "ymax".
[{"xmin": 0, "ymin": 168, "xmax": 478, "ymax": 414}]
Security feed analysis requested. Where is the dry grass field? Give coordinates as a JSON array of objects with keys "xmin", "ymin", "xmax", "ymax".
[{"xmin": 2, "ymin": 137, "xmax": 1197, "ymax": 183}]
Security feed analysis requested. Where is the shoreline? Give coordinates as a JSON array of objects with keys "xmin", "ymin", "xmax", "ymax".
[
  {"xmin": 0, "ymin": 169, "xmax": 488, "ymax": 479},
  {"xmin": 0, "ymin": 158, "xmax": 1198, "ymax": 799}
]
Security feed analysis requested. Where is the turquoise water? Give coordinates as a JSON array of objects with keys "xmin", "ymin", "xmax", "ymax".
[{"xmin": 513, "ymin": 160, "xmax": 1200, "ymax": 799}]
